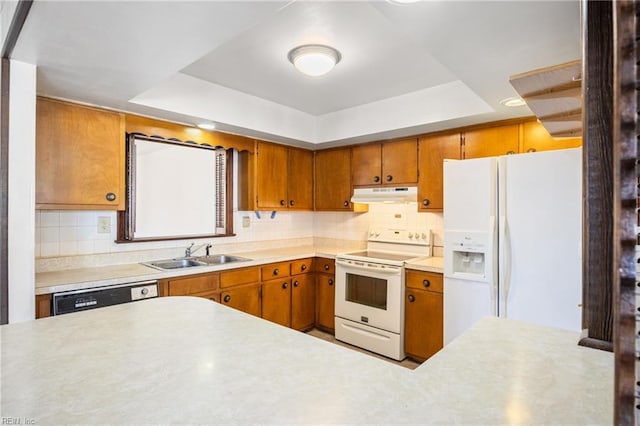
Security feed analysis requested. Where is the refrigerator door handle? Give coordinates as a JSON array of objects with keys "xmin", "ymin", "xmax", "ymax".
[
  {"xmin": 489, "ymin": 215, "xmax": 498, "ymax": 315},
  {"xmin": 499, "ymin": 215, "xmax": 507, "ymax": 317}
]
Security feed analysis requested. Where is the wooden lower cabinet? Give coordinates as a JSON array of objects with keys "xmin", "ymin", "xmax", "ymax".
[
  {"xmin": 262, "ymin": 278, "xmax": 292, "ymax": 327},
  {"xmin": 36, "ymin": 294, "xmax": 52, "ymax": 319},
  {"xmin": 315, "ymin": 257, "xmax": 336, "ymax": 333},
  {"xmin": 404, "ymin": 270, "xmax": 443, "ymax": 361},
  {"xmin": 291, "ymin": 273, "xmax": 315, "ymax": 331},
  {"xmin": 167, "ymin": 273, "xmax": 219, "ymax": 296},
  {"xmin": 221, "ymin": 283, "xmax": 262, "ymax": 317}
]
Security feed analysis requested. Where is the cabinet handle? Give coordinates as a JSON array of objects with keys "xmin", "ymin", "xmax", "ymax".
[
  {"xmin": 527, "ymin": 148, "xmax": 537, "ymax": 153},
  {"xmin": 301, "ymin": 264, "xmax": 307, "ymax": 271},
  {"xmin": 293, "ymin": 281, "xmax": 299, "ymax": 287},
  {"xmin": 422, "ymin": 199, "xmax": 430, "ymax": 207},
  {"xmin": 273, "ymin": 268, "xmax": 279, "ymax": 276},
  {"xmin": 223, "ymin": 295, "xmax": 231, "ymax": 303},
  {"xmin": 324, "ymin": 264, "xmax": 330, "ymax": 271},
  {"xmin": 408, "ymin": 294, "xmax": 415, "ymax": 303},
  {"xmin": 423, "ymin": 279, "xmax": 430, "ymax": 288},
  {"xmin": 343, "ymin": 201, "xmax": 349, "ymax": 207},
  {"xmin": 289, "ymin": 200, "xmax": 295, "ymax": 206},
  {"xmin": 328, "ymin": 279, "xmax": 334, "ymax": 286},
  {"xmin": 282, "ymin": 282, "xmax": 288, "ymax": 289},
  {"xmin": 105, "ymin": 192, "xmax": 116, "ymax": 202},
  {"xmin": 280, "ymin": 200, "xmax": 285, "ymax": 206},
  {"xmin": 386, "ymin": 175, "xmax": 393, "ymax": 182},
  {"xmin": 373, "ymin": 176, "xmax": 380, "ymax": 183},
  {"xmin": 506, "ymin": 150, "xmax": 515, "ymax": 155}
]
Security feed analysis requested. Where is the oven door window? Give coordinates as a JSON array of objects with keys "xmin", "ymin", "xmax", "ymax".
[{"xmin": 345, "ymin": 273, "xmax": 387, "ymax": 310}]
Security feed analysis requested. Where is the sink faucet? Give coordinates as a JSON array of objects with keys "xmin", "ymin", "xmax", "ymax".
[
  {"xmin": 185, "ymin": 243, "xmax": 195, "ymax": 258},
  {"xmin": 205, "ymin": 244, "xmax": 212, "ymax": 256},
  {"xmin": 185, "ymin": 243, "xmax": 212, "ymax": 258}
]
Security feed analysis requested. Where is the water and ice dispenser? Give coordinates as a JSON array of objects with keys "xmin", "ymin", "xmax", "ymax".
[{"xmin": 444, "ymin": 231, "xmax": 491, "ymax": 281}]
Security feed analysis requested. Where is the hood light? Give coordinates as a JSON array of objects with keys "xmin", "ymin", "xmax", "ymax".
[
  {"xmin": 197, "ymin": 123, "xmax": 216, "ymax": 131},
  {"xmin": 288, "ymin": 44, "xmax": 341, "ymax": 77}
]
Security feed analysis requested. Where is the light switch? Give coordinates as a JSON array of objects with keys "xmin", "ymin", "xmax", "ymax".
[{"xmin": 97, "ymin": 216, "xmax": 111, "ymax": 234}]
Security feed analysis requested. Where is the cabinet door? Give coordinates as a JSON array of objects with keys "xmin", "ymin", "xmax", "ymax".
[
  {"xmin": 382, "ymin": 138, "xmax": 418, "ymax": 185},
  {"xmin": 255, "ymin": 142, "xmax": 288, "ymax": 209},
  {"xmin": 262, "ymin": 278, "xmax": 291, "ymax": 327},
  {"xmin": 291, "ymin": 274, "xmax": 315, "ymax": 331},
  {"xmin": 463, "ymin": 124, "xmax": 519, "ymax": 159},
  {"xmin": 287, "ymin": 148, "xmax": 313, "ymax": 210},
  {"xmin": 220, "ymin": 284, "xmax": 262, "ymax": 317},
  {"xmin": 418, "ymin": 133, "xmax": 461, "ymax": 211},
  {"xmin": 168, "ymin": 273, "xmax": 219, "ymax": 296},
  {"xmin": 521, "ymin": 120, "xmax": 582, "ymax": 153},
  {"xmin": 352, "ymin": 143, "xmax": 382, "ymax": 186},
  {"xmin": 315, "ymin": 273, "xmax": 335, "ymax": 332},
  {"xmin": 405, "ymin": 289, "xmax": 443, "ymax": 361},
  {"xmin": 36, "ymin": 98, "xmax": 125, "ymax": 210},
  {"xmin": 314, "ymin": 148, "xmax": 352, "ymax": 211},
  {"xmin": 35, "ymin": 294, "xmax": 52, "ymax": 319}
]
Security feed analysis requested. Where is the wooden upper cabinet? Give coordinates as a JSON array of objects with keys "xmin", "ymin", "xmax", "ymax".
[
  {"xmin": 382, "ymin": 138, "xmax": 418, "ymax": 185},
  {"xmin": 314, "ymin": 147, "xmax": 352, "ymax": 211},
  {"xmin": 352, "ymin": 143, "xmax": 382, "ymax": 186},
  {"xmin": 521, "ymin": 120, "xmax": 582, "ymax": 153},
  {"xmin": 255, "ymin": 142, "xmax": 288, "ymax": 209},
  {"xmin": 36, "ymin": 97, "xmax": 125, "ymax": 210},
  {"xmin": 418, "ymin": 133, "xmax": 461, "ymax": 211},
  {"xmin": 462, "ymin": 124, "xmax": 519, "ymax": 159},
  {"xmin": 287, "ymin": 147, "xmax": 313, "ymax": 210}
]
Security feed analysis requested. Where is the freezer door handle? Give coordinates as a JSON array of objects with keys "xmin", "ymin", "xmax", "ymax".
[
  {"xmin": 499, "ymin": 215, "xmax": 507, "ymax": 317},
  {"xmin": 489, "ymin": 215, "xmax": 498, "ymax": 315}
]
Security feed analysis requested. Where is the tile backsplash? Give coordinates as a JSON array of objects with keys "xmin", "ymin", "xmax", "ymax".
[{"xmin": 35, "ymin": 204, "xmax": 443, "ymax": 259}]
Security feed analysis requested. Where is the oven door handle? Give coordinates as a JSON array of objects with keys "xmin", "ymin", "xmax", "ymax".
[{"xmin": 335, "ymin": 259, "xmax": 402, "ymax": 275}]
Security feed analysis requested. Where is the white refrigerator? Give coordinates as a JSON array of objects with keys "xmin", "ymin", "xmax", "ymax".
[{"xmin": 443, "ymin": 148, "xmax": 582, "ymax": 344}]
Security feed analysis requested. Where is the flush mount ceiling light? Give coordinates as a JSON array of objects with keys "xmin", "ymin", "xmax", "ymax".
[
  {"xmin": 197, "ymin": 123, "xmax": 216, "ymax": 131},
  {"xmin": 500, "ymin": 96, "xmax": 527, "ymax": 107},
  {"xmin": 287, "ymin": 44, "xmax": 341, "ymax": 77}
]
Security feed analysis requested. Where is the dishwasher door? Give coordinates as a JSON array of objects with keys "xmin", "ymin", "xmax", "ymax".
[{"xmin": 52, "ymin": 280, "xmax": 158, "ymax": 315}]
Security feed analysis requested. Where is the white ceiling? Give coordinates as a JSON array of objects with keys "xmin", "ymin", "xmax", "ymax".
[{"xmin": 12, "ymin": 0, "xmax": 581, "ymax": 148}]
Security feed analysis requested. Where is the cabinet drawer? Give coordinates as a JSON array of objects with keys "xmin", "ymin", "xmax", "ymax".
[
  {"xmin": 220, "ymin": 267, "xmax": 260, "ymax": 289},
  {"xmin": 314, "ymin": 257, "xmax": 335, "ymax": 274},
  {"xmin": 168, "ymin": 274, "xmax": 219, "ymax": 296},
  {"xmin": 261, "ymin": 262, "xmax": 291, "ymax": 280},
  {"xmin": 291, "ymin": 258, "xmax": 313, "ymax": 275},
  {"xmin": 406, "ymin": 270, "xmax": 443, "ymax": 293}
]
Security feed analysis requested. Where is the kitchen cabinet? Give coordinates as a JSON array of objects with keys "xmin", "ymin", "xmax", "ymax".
[
  {"xmin": 167, "ymin": 273, "xmax": 219, "ymax": 296},
  {"xmin": 262, "ymin": 277, "xmax": 292, "ymax": 327},
  {"xmin": 417, "ymin": 133, "xmax": 461, "ymax": 211},
  {"xmin": 239, "ymin": 141, "xmax": 313, "ymax": 211},
  {"xmin": 315, "ymin": 257, "xmax": 336, "ymax": 333},
  {"xmin": 521, "ymin": 120, "xmax": 582, "ymax": 153},
  {"xmin": 221, "ymin": 283, "xmax": 262, "ymax": 317},
  {"xmin": 352, "ymin": 138, "xmax": 418, "ymax": 186},
  {"xmin": 404, "ymin": 270, "xmax": 443, "ymax": 361},
  {"xmin": 462, "ymin": 124, "xmax": 519, "ymax": 159},
  {"xmin": 36, "ymin": 97, "xmax": 125, "ymax": 210},
  {"xmin": 314, "ymin": 147, "xmax": 353, "ymax": 211},
  {"xmin": 291, "ymin": 271, "xmax": 315, "ymax": 331},
  {"xmin": 35, "ymin": 294, "xmax": 52, "ymax": 319}
]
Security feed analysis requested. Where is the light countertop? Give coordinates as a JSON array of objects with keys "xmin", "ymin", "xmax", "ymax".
[
  {"xmin": 35, "ymin": 246, "xmax": 444, "ymax": 295},
  {"xmin": 1, "ymin": 297, "xmax": 612, "ymax": 424}
]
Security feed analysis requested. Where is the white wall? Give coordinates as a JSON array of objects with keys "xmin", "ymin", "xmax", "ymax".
[{"xmin": 8, "ymin": 59, "xmax": 36, "ymax": 323}]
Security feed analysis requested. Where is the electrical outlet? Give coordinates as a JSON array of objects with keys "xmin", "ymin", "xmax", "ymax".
[
  {"xmin": 97, "ymin": 216, "xmax": 111, "ymax": 234},
  {"xmin": 242, "ymin": 216, "xmax": 250, "ymax": 228}
]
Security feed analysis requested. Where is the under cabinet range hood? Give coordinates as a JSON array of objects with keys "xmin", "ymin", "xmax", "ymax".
[{"xmin": 350, "ymin": 187, "xmax": 417, "ymax": 204}]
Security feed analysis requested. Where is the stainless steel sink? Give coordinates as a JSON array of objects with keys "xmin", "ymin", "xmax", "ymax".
[
  {"xmin": 195, "ymin": 254, "xmax": 251, "ymax": 265},
  {"xmin": 143, "ymin": 258, "xmax": 207, "ymax": 270}
]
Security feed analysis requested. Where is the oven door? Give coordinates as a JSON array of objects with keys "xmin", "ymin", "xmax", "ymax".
[{"xmin": 335, "ymin": 258, "xmax": 404, "ymax": 333}]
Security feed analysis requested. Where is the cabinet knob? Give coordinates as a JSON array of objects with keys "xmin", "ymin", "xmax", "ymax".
[
  {"xmin": 324, "ymin": 264, "xmax": 330, "ymax": 271},
  {"xmin": 289, "ymin": 200, "xmax": 295, "ymax": 206},
  {"xmin": 105, "ymin": 192, "xmax": 116, "ymax": 202},
  {"xmin": 223, "ymin": 295, "xmax": 231, "ymax": 303},
  {"xmin": 422, "ymin": 199, "xmax": 430, "ymax": 207},
  {"xmin": 280, "ymin": 199, "xmax": 286, "ymax": 206},
  {"xmin": 527, "ymin": 148, "xmax": 537, "ymax": 153},
  {"xmin": 408, "ymin": 294, "xmax": 415, "ymax": 303},
  {"xmin": 506, "ymin": 150, "xmax": 515, "ymax": 155},
  {"xmin": 273, "ymin": 268, "xmax": 279, "ymax": 276},
  {"xmin": 282, "ymin": 282, "xmax": 288, "ymax": 289},
  {"xmin": 293, "ymin": 281, "xmax": 299, "ymax": 287},
  {"xmin": 343, "ymin": 201, "xmax": 349, "ymax": 207},
  {"xmin": 386, "ymin": 175, "xmax": 393, "ymax": 182},
  {"xmin": 301, "ymin": 264, "xmax": 307, "ymax": 271},
  {"xmin": 373, "ymin": 175, "xmax": 380, "ymax": 183},
  {"xmin": 423, "ymin": 279, "xmax": 430, "ymax": 288},
  {"xmin": 328, "ymin": 279, "xmax": 334, "ymax": 286}
]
